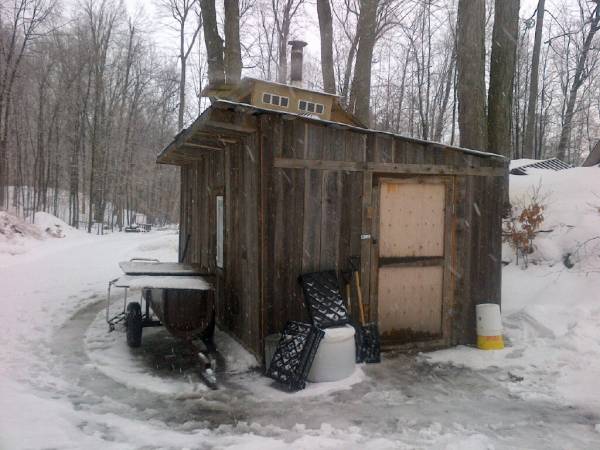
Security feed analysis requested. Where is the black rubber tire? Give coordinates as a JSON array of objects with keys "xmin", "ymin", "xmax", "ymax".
[{"xmin": 126, "ymin": 302, "xmax": 143, "ymax": 348}]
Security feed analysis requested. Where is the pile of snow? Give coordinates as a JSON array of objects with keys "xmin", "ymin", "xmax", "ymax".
[
  {"xmin": 0, "ymin": 211, "xmax": 88, "ymax": 262},
  {"xmin": 30, "ymin": 211, "xmax": 78, "ymax": 238},
  {"xmin": 506, "ymin": 165, "xmax": 600, "ymax": 269},
  {"xmin": 0, "ymin": 211, "xmax": 44, "ymax": 255},
  {"xmin": 427, "ymin": 164, "xmax": 600, "ymax": 410}
]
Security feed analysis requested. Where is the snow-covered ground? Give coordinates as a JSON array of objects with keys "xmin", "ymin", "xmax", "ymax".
[{"xmin": 1, "ymin": 166, "xmax": 600, "ymax": 449}]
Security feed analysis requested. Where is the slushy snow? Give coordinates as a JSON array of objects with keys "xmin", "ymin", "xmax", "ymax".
[{"xmin": 1, "ymin": 165, "xmax": 600, "ymax": 449}]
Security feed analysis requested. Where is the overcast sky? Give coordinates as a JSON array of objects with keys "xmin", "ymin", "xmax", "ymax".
[{"xmin": 119, "ymin": 0, "xmax": 547, "ymax": 74}]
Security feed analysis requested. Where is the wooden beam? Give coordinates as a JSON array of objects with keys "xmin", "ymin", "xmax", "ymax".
[
  {"xmin": 273, "ymin": 157, "xmax": 506, "ymax": 177},
  {"xmin": 192, "ymin": 132, "xmax": 238, "ymax": 144},
  {"xmin": 181, "ymin": 142, "xmax": 224, "ymax": 151},
  {"xmin": 204, "ymin": 120, "xmax": 256, "ymax": 134}
]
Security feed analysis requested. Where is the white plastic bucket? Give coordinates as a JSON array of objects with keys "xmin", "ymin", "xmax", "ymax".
[
  {"xmin": 264, "ymin": 333, "xmax": 281, "ymax": 372},
  {"xmin": 476, "ymin": 303, "xmax": 504, "ymax": 350},
  {"xmin": 307, "ymin": 325, "xmax": 356, "ymax": 382},
  {"xmin": 476, "ymin": 303, "xmax": 503, "ymax": 335}
]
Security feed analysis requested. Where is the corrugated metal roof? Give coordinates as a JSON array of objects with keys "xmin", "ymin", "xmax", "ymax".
[{"xmin": 510, "ymin": 158, "xmax": 572, "ymax": 175}]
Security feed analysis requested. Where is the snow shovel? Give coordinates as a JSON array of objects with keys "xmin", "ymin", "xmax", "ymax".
[{"xmin": 349, "ymin": 257, "xmax": 380, "ymax": 364}]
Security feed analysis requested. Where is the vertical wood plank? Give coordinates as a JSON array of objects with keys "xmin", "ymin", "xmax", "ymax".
[
  {"xmin": 361, "ymin": 170, "xmax": 373, "ymax": 320},
  {"xmin": 320, "ymin": 170, "xmax": 342, "ymax": 270},
  {"xmin": 302, "ymin": 169, "xmax": 323, "ymax": 273},
  {"xmin": 289, "ymin": 168, "xmax": 306, "ymax": 322},
  {"xmin": 306, "ymin": 123, "xmax": 324, "ymax": 159}
]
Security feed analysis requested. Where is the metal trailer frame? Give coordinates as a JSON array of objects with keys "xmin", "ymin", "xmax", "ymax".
[
  {"xmin": 105, "ymin": 258, "xmax": 218, "ymax": 387},
  {"xmin": 106, "ymin": 258, "xmax": 163, "ymax": 331}
]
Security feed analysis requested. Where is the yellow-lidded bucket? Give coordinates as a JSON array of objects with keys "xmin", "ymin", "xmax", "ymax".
[
  {"xmin": 477, "ymin": 334, "xmax": 505, "ymax": 350},
  {"xmin": 476, "ymin": 303, "xmax": 504, "ymax": 350}
]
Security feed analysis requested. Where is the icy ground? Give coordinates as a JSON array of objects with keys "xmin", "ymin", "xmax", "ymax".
[{"xmin": 2, "ymin": 167, "xmax": 600, "ymax": 449}]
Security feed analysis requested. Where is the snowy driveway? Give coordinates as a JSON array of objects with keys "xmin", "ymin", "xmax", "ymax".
[{"xmin": 1, "ymin": 231, "xmax": 599, "ymax": 449}]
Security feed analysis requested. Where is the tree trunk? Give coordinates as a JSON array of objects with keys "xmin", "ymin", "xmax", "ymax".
[
  {"xmin": 456, "ymin": 0, "xmax": 487, "ymax": 150},
  {"xmin": 523, "ymin": 0, "xmax": 545, "ymax": 158},
  {"xmin": 340, "ymin": 34, "xmax": 359, "ymax": 106},
  {"xmin": 317, "ymin": 0, "xmax": 336, "ymax": 94},
  {"xmin": 224, "ymin": 0, "xmax": 242, "ymax": 85},
  {"xmin": 488, "ymin": 0, "xmax": 520, "ymax": 158},
  {"xmin": 434, "ymin": 52, "xmax": 456, "ymax": 142},
  {"xmin": 179, "ymin": 29, "xmax": 187, "ymax": 130},
  {"xmin": 557, "ymin": 5, "xmax": 600, "ymax": 161},
  {"xmin": 349, "ymin": 0, "xmax": 379, "ymax": 126},
  {"xmin": 200, "ymin": 0, "xmax": 225, "ymax": 87}
]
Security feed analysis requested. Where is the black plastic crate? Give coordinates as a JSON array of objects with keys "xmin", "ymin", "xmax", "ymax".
[
  {"xmin": 299, "ymin": 271, "xmax": 349, "ymax": 329},
  {"xmin": 355, "ymin": 322, "xmax": 381, "ymax": 363},
  {"xmin": 266, "ymin": 321, "xmax": 325, "ymax": 391}
]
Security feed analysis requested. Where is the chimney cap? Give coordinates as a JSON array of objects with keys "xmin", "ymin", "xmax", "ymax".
[{"xmin": 288, "ymin": 40, "xmax": 308, "ymax": 49}]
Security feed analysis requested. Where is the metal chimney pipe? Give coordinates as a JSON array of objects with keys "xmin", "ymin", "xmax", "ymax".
[{"xmin": 288, "ymin": 40, "xmax": 307, "ymax": 87}]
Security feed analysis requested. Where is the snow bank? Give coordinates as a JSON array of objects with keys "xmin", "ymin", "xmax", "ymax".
[
  {"xmin": 507, "ymin": 166, "xmax": 600, "ymax": 269},
  {"xmin": 31, "ymin": 211, "xmax": 79, "ymax": 238},
  {"xmin": 427, "ymin": 165, "xmax": 600, "ymax": 410},
  {"xmin": 0, "ymin": 211, "xmax": 44, "ymax": 255},
  {"xmin": 0, "ymin": 211, "xmax": 84, "ymax": 260}
]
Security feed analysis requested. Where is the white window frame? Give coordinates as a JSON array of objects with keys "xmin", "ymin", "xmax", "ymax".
[
  {"xmin": 262, "ymin": 92, "xmax": 289, "ymax": 108},
  {"xmin": 298, "ymin": 99, "xmax": 325, "ymax": 115}
]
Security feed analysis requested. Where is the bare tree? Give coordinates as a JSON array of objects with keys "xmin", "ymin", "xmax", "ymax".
[
  {"xmin": 159, "ymin": 0, "xmax": 201, "ymax": 130},
  {"xmin": 456, "ymin": 0, "xmax": 486, "ymax": 150},
  {"xmin": 0, "ymin": 0, "xmax": 54, "ymax": 208},
  {"xmin": 523, "ymin": 0, "xmax": 546, "ymax": 158},
  {"xmin": 317, "ymin": 0, "xmax": 336, "ymax": 93},
  {"xmin": 272, "ymin": 0, "xmax": 304, "ymax": 83},
  {"xmin": 224, "ymin": 0, "xmax": 243, "ymax": 84},
  {"xmin": 199, "ymin": 0, "xmax": 225, "ymax": 87},
  {"xmin": 488, "ymin": 0, "xmax": 520, "ymax": 158},
  {"xmin": 556, "ymin": 1, "xmax": 600, "ymax": 161},
  {"xmin": 349, "ymin": 0, "xmax": 378, "ymax": 125}
]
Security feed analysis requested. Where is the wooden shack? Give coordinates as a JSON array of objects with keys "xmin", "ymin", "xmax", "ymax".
[{"xmin": 157, "ymin": 99, "xmax": 508, "ymax": 361}]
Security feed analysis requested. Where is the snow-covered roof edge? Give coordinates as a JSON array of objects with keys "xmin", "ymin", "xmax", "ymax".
[{"xmin": 157, "ymin": 100, "xmax": 507, "ymax": 163}]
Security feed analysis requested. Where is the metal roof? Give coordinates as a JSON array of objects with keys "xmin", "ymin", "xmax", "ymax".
[
  {"xmin": 510, "ymin": 158, "xmax": 572, "ymax": 175},
  {"xmin": 157, "ymin": 100, "xmax": 507, "ymax": 165}
]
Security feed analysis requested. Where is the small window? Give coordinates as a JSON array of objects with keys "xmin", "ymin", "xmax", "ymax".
[
  {"xmin": 262, "ymin": 92, "xmax": 289, "ymax": 108},
  {"xmin": 298, "ymin": 99, "xmax": 325, "ymax": 115}
]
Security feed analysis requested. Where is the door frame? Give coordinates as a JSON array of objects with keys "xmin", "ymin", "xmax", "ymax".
[{"xmin": 368, "ymin": 175, "xmax": 456, "ymax": 349}]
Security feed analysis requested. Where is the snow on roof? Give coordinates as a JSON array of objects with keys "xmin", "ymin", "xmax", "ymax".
[
  {"xmin": 510, "ymin": 158, "xmax": 572, "ymax": 175},
  {"xmin": 211, "ymin": 100, "xmax": 507, "ymax": 160},
  {"xmin": 243, "ymin": 77, "xmax": 340, "ymax": 98}
]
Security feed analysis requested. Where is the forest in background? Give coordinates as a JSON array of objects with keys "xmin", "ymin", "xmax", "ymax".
[{"xmin": 1, "ymin": 0, "xmax": 599, "ymax": 230}]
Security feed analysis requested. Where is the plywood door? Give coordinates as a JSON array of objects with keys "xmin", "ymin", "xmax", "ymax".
[{"xmin": 377, "ymin": 180, "xmax": 446, "ymax": 342}]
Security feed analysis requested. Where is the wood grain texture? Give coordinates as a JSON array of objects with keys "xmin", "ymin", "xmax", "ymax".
[
  {"xmin": 176, "ymin": 112, "xmax": 505, "ymax": 359},
  {"xmin": 378, "ymin": 265, "xmax": 444, "ymax": 337},
  {"xmin": 378, "ymin": 181, "xmax": 445, "ymax": 258}
]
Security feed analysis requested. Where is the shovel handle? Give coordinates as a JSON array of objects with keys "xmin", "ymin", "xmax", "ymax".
[
  {"xmin": 354, "ymin": 270, "xmax": 366, "ymax": 326},
  {"xmin": 345, "ymin": 282, "xmax": 352, "ymax": 314}
]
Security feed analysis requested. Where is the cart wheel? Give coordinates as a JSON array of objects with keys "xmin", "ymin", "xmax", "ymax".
[{"xmin": 126, "ymin": 302, "xmax": 143, "ymax": 348}]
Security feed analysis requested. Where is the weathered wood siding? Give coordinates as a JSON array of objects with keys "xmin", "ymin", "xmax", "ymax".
[
  {"xmin": 177, "ymin": 108, "xmax": 506, "ymax": 358},
  {"xmin": 179, "ymin": 134, "xmax": 262, "ymax": 357},
  {"xmin": 260, "ymin": 116, "xmax": 365, "ymax": 337},
  {"xmin": 263, "ymin": 116, "xmax": 506, "ymax": 347}
]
